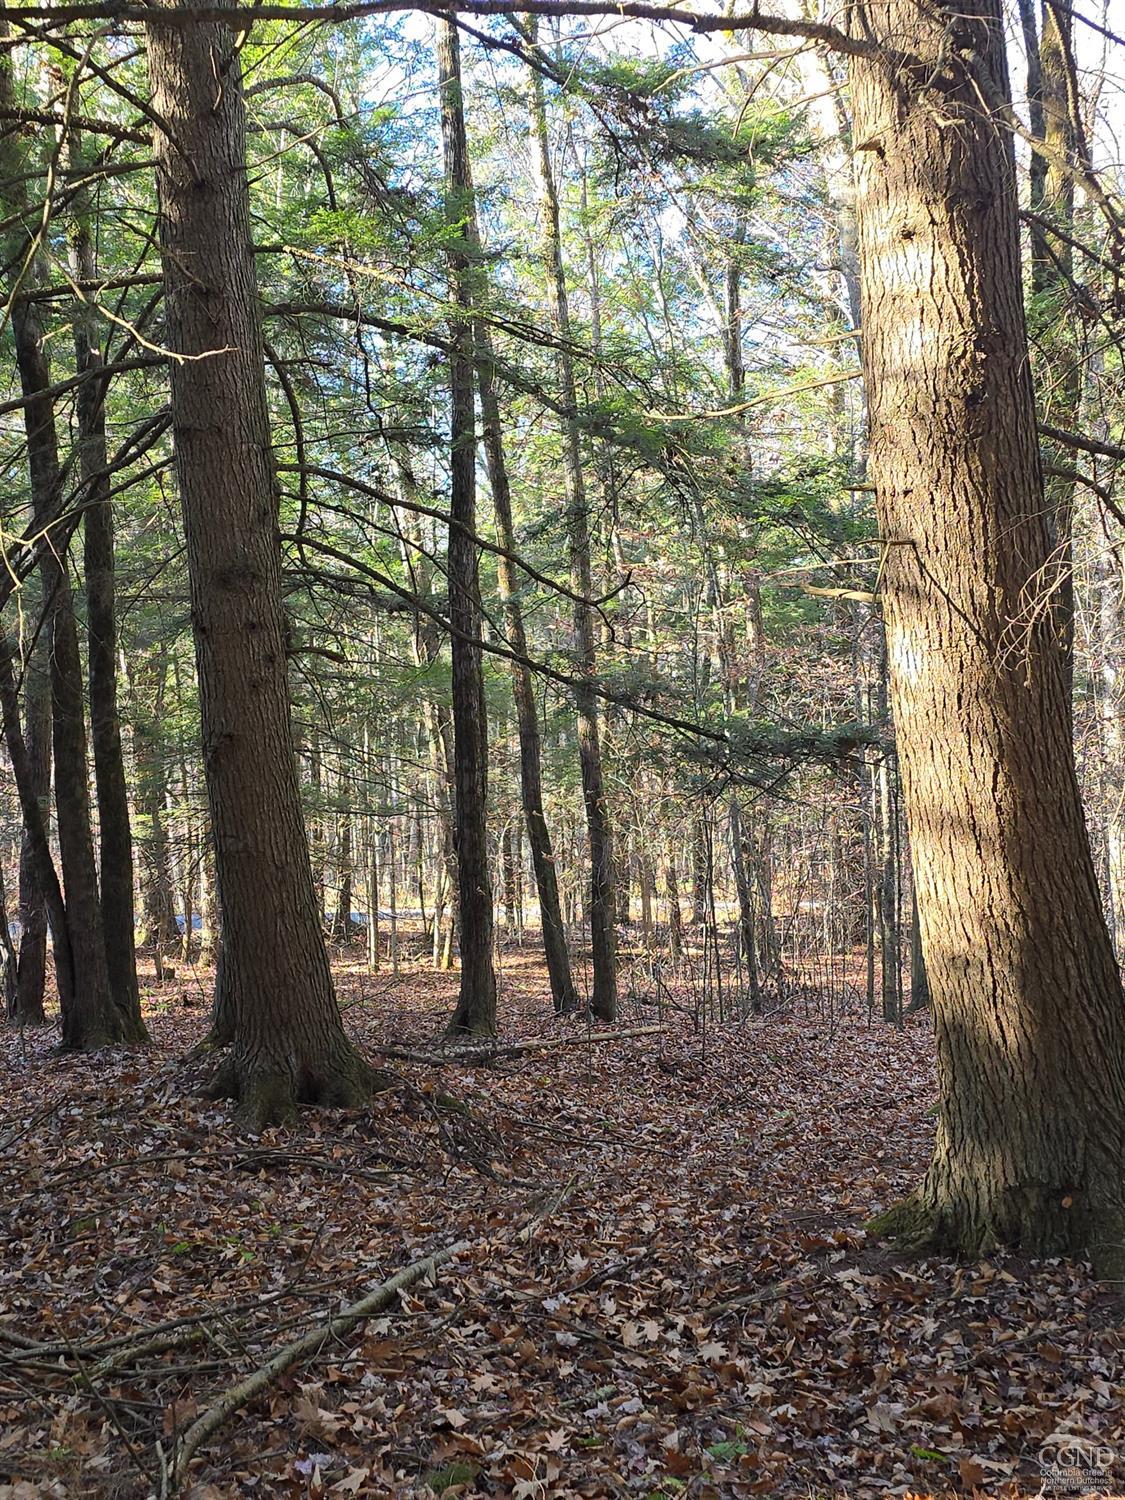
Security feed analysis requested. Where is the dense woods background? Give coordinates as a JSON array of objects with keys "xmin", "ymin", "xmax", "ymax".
[{"xmin": 1, "ymin": 0, "xmax": 1124, "ymax": 1493}]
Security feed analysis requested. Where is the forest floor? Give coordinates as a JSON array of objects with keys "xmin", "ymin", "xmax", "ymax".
[{"xmin": 0, "ymin": 943, "xmax": 1122, "ymax": 1500}]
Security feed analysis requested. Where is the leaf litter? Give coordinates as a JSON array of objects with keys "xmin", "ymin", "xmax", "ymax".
[{"xmin": 0, "ymin": 951, "xmax": 1121, "ymax": 1498}]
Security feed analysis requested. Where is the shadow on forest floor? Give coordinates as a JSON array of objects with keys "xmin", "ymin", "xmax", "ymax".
[{"xmin": 0, "ymin": 946, "xmax": 1121, "ymax": 1498}]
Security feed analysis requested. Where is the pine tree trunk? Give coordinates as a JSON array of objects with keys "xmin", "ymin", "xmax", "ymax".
[
  {"xmin": 0, "ymin": 629, "xmax": 75, "ymax": 1020},
  {"xmin": 852, "ymin": 0, "xmax": 1125, "ymax": 1268},
  {"xmin": 474, "ymin": 288, "xmax": 578, "ymax": 1012},
  {"xmin": 439, "ymin": 88, "xmax": 581, "ymax": 1012},
  {"xmin": 199, "ymin": 844, "xmax": 217, "ymax": 965},
  {"xmin": 876, "ymin": 749, "xmax": 901, "ymax": 1026},
  {"xmin": 145, "ymin": 0, "xmax": 375, "ymax": 1122},
  {"xmin": 528, "ymin": 31, "xmax": 617, "ymax": 1020},
  {"xmin": 392, "ymin": 460, "xmax": 460, "ymax": 970},
  {"xmin": 1097, "ymin": 541, "xmax": 1125, "ymax": 957},
  {"xmin": 616, "ymin": 848, "xmax": 631, "ymax": 929},
  {"xmin": 0, "ymin": 43, "xmax": 118, "ymax": 1050},
  {"xmin": 331, "ymin": 810, "xmax": 355, "ymax": 943},
  {"xmin": 906, "ymin": 884, "xmax": 931, "ymax": 1013},
  {"xmin": 639, "ymin": 852, "xmax": 654, "ymax": 949},
  {"xmin": 436, "ymin": 16, "xmax": 497, "ymax": 1037},
  {"xmin": 691, "ymin": 820, "xmax": 708, "ymax": 927},
  {"xmin": 179, "ymin": 823, "xmax": 196, "ymax": 965},
  {"xmin": 12, "ymin": 632, "xmax": 50, "ymax": 1025},
  {"xmin": 131, "ymin": 661, "xmax": 180, "ymax": 948},
  {"xmin": 665, "ymin": 855, "xmax": 683, "ymax": 960},
  {"xmin": 70, "ymin": 127, "xmax": 145, "ymax": 1040},
  {"xmin": 500, "ymin": 824, "xmax": 515, "ymax": 935},
  {"xmin": 1019, "ymin": 0, "xmax": 1079, "ymax": 688},
  {"xmin": 729, "ymin": 801, "xmax": 760, "ymax": 1014}
]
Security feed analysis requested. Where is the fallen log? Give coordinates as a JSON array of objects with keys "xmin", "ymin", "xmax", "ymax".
[{"xmin": 159, "ymin": 1238, "xmax": 470, "ymax": 1497}]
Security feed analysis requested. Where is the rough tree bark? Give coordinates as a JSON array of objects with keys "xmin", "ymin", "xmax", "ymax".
[
  {"xmin": 437, "ymin": 17, "xmax": 498, "ymax": 1036},
  {"xmin": 145, "ymin": 0, "xmax": 376, "ymax": 1121},
  {"xmin": 852, "ymin": 0, "xmax": 1125, "ymax": 1269}
]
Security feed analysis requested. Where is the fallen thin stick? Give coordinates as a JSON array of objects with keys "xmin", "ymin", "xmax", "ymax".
[
  {"xmin": 377, "ymin": 1024, "xmax": 665, "ymax": 1066},
  {"xmin": 159, "ymin": 1238, "xmax": 470, "ymax": 1498},
  {"xmin": 0, "ymin": 1099, "xmax": 64, "ymax": 1155},
  {"xmin": 48, "ymin": 1145, "xmax": 397, "ymax": 1185},
  {"xmin": 517, "ymin": 1172, "xmax": 578, "ymax": 1244}
]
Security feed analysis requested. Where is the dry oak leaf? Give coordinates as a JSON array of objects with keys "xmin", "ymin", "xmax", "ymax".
[{"xmin": 331, "ymin": 1469, "xmax": 369, "ymax": 1495}]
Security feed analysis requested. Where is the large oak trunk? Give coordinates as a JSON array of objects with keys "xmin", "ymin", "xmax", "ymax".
[
  {"xmin": 145, "ymin": 0, "xmax": 375, "ymax": 1123},
  {"xmin": 851, "ymin": 0, "xmax": 1125, "ymax": 1268}
]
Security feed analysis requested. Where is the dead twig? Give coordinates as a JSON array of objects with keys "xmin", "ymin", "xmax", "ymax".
[{"xmin": 158, "ymin": 1238, "xmax": 470, "ymax": 1498}]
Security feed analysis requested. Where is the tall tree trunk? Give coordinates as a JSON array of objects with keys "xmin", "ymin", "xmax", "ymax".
[
  {"xmin": 0, "ymin": 38, "xmax": 119, "ymax": 1050},
  {"xmin": 500, "ymin": 823, "xmax": 515, "ymax": 935},
  {"xmin": 753, "ymin": 820, "xmax": 780, "ymax": 982},
  {"xmin": 0, "ymin": 628, "xmax": 75, "ymax": 1020},
  {"xmin": 873, "ymin": 638, "xmax": 902, "ymax": 1024},
  {"xmin": 145, "ymin": 0, "xmax": 375, "ymax": 1122},
  {"xmin": 876, "ymin": 750, "xmax": 902, "ymax": 1025},
  {"xmin": 436, "ymin": 16, "xmax": 497, "ymax": 1036},
  {"xmin": 474, "ymin": 288, "xmax": 578, "ymax": 1014},
  {"xmin": 130, "ymin": 658, "xmax": 179, "ymax": 949},
  {"xmin": 1096, "ymin": 537, "xmax": 1125, "ymax": 959},
  {"xmin": 665, "ymin": 854, "xmax": 683, "ymax": 960},
  {"xmin": 906, "ymin": 884, "xmax": 931, "ymax": 1013},
  {"xmin": 852, "ymin": 0, "xmax": 1125, "ymax": 1269},
  {"xmin": 639, "ymin": 850, "xmax": 654, "ymax": 949},
  {"xmin": 12, "ymin": 631, "xmax": 50, "ymax": 1024},
  {"xmin": 1018, "ymin": 0, "xmax": 1079, "ymax": 690},
  {"xmin": 69, "ymin": 122, "xmax": 146, "ymax": 1040},
  {"xmin": 391, "ymin": 460, "xmax": 459, "ymax": 969},
  {"xmin": 691, "ymin": 819, "xmax": 708, "ymax": 926},
  {"xmin": 729, "ymin": 801, "xmax": 760, "ymax": 1014},
  {"xmin": 331, "ymin": 806, "xmax": 355, "ymax": 943},
  {"xmin": 199, "ymin": 843, "xmax": 217, "ymax": 965},
  {"xmin": 308, "ymin": 727, "xmax": 327, "ymax": 929},
  {"xmin": 528, "ymin": 30, "xmax": 617, "ymax": 1020},
  {"xmin": 436, "ymin": 60, "xmax": 580, "ymax": 1012}
]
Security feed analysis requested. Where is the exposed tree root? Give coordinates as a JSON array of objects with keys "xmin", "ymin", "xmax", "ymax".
[
  {"xmin": 206, "ymin": 1047, "xmax": 394, "ymax": 1130},
  {"xmin": 865, "ymin": 1193, "xmax": 954, "ymax": 1252},
  {"xmin": 867, "ymin": 1187, "xmax": 1125, "ymax": 1277},
  {"xmin": 57, "ymin": 1025, "xmax": 122, "ymax": 1055},
  {"xmin": 444, "ymin": 1012, "xmax": 496, "ymax": 1041}
]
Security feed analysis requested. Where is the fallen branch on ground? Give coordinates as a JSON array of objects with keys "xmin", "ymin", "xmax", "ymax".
[
  {"xmin": 158, "ymin": 1238, "xmax": 471, "ymax": 1498},
  {"xmin": 376, "ymin": 1024, "xmax": 665, "ymax": 1066}
]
